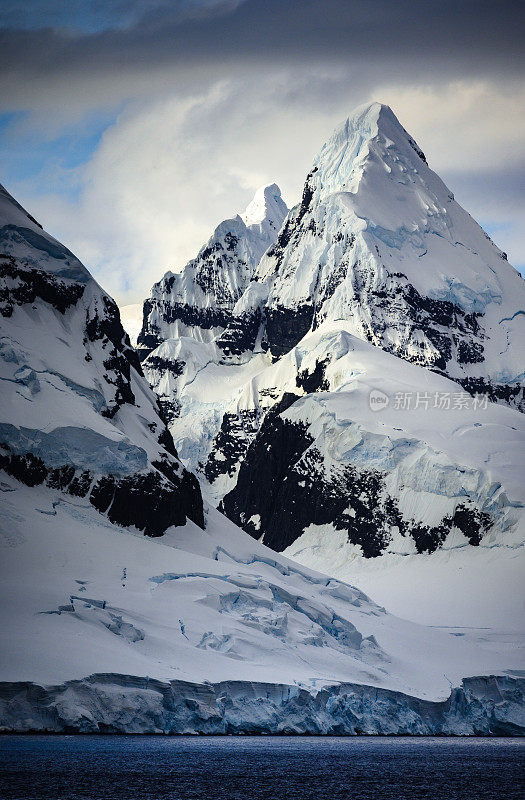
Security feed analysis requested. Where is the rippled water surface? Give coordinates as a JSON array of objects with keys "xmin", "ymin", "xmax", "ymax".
[{"xmin": 0, "ymin": 735, "xmax": 523, "ymax": 799}]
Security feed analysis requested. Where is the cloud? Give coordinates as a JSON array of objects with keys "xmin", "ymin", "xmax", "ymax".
[
  {"xmin": 1, "ymin": 1, "xmax": 524, "ymax": 116},
  {"xmin": 1, "ymin": 1, "xmax": 524, "ymax": 303},
  {"xmin": 371, "ymin": 81, "xmax": 525, "ymax": 173},
  {"xmin": 18, "ymin": 71, "xmax": 352, "ymax": 303}
]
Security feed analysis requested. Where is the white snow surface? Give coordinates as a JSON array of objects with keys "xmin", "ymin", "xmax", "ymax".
[
  {"xmin": 151, "ymin": 321, "xmax": 525, "ymax": 632},
  {"xmin": 0, "ymin": 478, "xmax": 522, "ymax": 702},
  {"xmin": 284, "ymin": 524, "xmax": 525, "ymax": 631}
]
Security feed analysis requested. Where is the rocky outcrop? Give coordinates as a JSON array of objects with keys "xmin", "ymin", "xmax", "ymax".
[{"xmin": 221, "ymin": 389, "xmax": 502, "ymax": 556}]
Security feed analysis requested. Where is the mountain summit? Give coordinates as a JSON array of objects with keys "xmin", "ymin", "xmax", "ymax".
[
  {"xmin": 137, "ymin": 183, "xmax": 288, "ymax": 359},
  {"xmin": 305, "ymin": 102, "xmax": 429, "ymax": 201},
  {"xmin": 227, "ymin": 103, "xmax": 524, "ymax": 408},
  {"xmin": 241, "ymin": 182, "xmax": 287, "ymax": 231}
]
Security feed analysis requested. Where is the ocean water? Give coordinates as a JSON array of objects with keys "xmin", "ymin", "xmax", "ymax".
[{"xmin": 0, "ymin": 735, "xmax": 523, "ymax": 800}]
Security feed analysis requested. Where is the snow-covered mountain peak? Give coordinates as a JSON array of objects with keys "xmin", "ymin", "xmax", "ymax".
[
  {"xmin": 228, "ymin": 102, "xmax": 524, "ymax": 407},
  {"xmin": 241, "ymin": 183, "xmax": 287, "ymax": 233},
  {"xmin": 310, "ymin": 101, "xmax": 435, "ymax": 206},
  {"xmin": 0, "ymin": 183, "xmax": 90, "ymax": 284},
  {"xmin": 0, "ymin": 183, "xmax": 204, "ymax": 535},
  {"xmin": 137, "ymin": 183, "xmax": 288, "ymax": 358}
]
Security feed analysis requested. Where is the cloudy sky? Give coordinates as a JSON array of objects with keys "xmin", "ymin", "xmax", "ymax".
[{"xmin": 1, "ymin": 0, "xmax": 524, "ymax": 305}]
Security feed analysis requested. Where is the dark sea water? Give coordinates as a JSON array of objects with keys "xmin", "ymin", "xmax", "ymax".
[{"xmin": 0, "ymin": 735, "xmax": 523, "ymax": 800}]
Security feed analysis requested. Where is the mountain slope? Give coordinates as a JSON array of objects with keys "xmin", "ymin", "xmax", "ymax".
[
  {"xmin": 137, "ymin": 184, "xmax": 287, "ymax": 360},
  {"xmin": 221, "ymin": 323, "xmax": 524, "ymax": 557},
  {"xmin": 0, "ymin": 183, "xmax": 203, "ymax": 535},
  {"xmin": 1, "ymin": 480, "xmax": 523, "ymax": 733}
]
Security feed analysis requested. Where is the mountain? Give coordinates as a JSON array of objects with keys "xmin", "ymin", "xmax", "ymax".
[
  {"xmin": 1, "ymin": 180, "xmax": 523, "ymax": 735},
  {"xmin": 225, "ymin": 104, "xmax": 525, "ymax": 409},
  {"xmin": 137, "ymin": 184, "xmax": 288, "ymax": 360},
  {"xmin": 0, "ymin": 183, "xmax": 203, "ymax": 535},
  {"xmin": 135, "ymin": 103, "xmax": 525, "ymax": 618}
]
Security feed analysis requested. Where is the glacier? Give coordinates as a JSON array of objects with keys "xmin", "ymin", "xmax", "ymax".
[{"xmin": 1, "ymin": 481, "xmax": 523, "ymax": 734}]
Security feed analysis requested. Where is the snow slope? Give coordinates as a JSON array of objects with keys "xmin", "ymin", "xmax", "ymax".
[
  {"xmin": 0, "ymin": 182, "xmax": 203, "ymax": 535},
  {"xmin": 1, "ymin": 128, "xmax": 523, "ymax": 734},
  {"xmin": 284, "ymin": 529, "xmax": 524, "ymax": 630},
  {"xmin": 123, "ymin": 321, "xmax": 525, "ymax": 634},
  {"xmin": 137, "ymin": 184, "xmax": 287, "ymax": 357},
  {"xmin": 0, "ymin": 479, "xmax": 523, "ymax": 733}
]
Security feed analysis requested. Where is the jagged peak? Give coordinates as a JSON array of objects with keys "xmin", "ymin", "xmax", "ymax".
[
  {"xmin": 311, "ymin": 101, "xmax": 429, "ymax": 200},
  {"xmin": 241, "ymin": 182, "xmax": 288, "ymax": 230}
]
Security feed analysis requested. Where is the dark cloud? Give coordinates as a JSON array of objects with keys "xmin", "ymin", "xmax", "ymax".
[
  {"xmin": 1, "ymin": 0, "xmax": 524, "ymax": 113},
  {"xmin": 0, "ymin": 1, "xmax": 239, "ymax": 33}
]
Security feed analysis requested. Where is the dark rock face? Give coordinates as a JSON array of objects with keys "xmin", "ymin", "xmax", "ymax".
[
  {"xmin": 216, "ymin": 308, "xmax": 263, "ymax": 358},
  {"xmin": 0, "ymin": 440, "xmax": 204, "ymax": 536},
  {"xmin": 0, "ymin": 254, "xmax": 85, "ymax": 317},
  {"xmin": 296, "ymin": 358, "xmax": 330, "ymax": 393},
  {"xmin": 90, "ymin": 469, "xmax": 204, "ymax": 535},
  {"xmin": 221, "ymin": 397, "xmax": 494, "ymax": 557},
  {"xmin": 204, "ymin": 410, "xmax": 260, "ymax": 485},
  {"xmin": 265, "ymin": 304, "xmax": 315, "ymax": 359},
  {"xmin": 156, "ymin": 396, "xmax": 182, "ymax": 426},
  {"xmin": 85, "ymin": 294, "xmax": 140, "ymax": 418},
  {"xmin": 144, "ymin": 355, "xmax": 184, "ymax": 377},
  {"xmin": 380, "ymin": 276, "xmax": 485, "ymax": 373},
  {"xmin": 0, "ymin": 449, "xmax": 48, "ymax": 487},
  {"xmin": 264, "ymin": 168, "xmax": 318, "ymax": 272},
  {"xmin": 459, "ymin": 377, "xmax": 525, "ymax": 413},
  {"xmin": 157, "ymin": 300, "xmax": 233, "ymax": 331},
  {"xmin": 191, "ymin": 237, "xmax": 246, "ymax": 304},
  {"xmin": 136, "ymin": 298, "xmax": 162, "ymax": 361}
]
